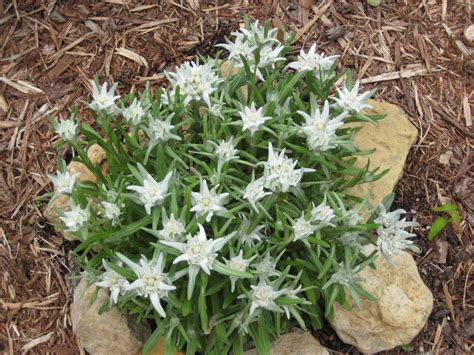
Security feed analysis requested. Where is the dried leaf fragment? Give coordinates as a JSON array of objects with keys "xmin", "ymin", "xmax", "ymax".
[{"xmin": 115, "ymin": 47, "xmax": 149, "ymax": 68}]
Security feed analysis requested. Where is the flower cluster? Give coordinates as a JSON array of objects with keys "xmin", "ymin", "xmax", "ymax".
[
  {"xmin": 375, "ymin": 204, "xmax": 420, "ymax": 264},
  {"xmin": 47, "ymin": 21, "xmax": 419, "ymax": 354}
]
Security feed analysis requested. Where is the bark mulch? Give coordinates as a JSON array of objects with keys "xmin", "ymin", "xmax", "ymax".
[{"xmin": 0, "ymin": 1, "xmax": 472, "ymax": 354}]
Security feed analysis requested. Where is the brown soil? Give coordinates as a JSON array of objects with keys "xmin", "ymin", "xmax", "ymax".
[{"xmin": 0, "ymin": 1, "xmax": 472, "ymax": 354}]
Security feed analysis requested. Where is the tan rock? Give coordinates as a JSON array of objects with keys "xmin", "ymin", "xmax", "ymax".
[
  {"xmin": 44, "ymin": 144, "xmax": 106, "ymax": 240},
  {"xmin": 72, "ymin": 279, "xmax": 150, "ymax": 355},
  {"xmin": 220, "ymin": 61, "xmax": 248, "ymax": 101},
  {"xmin": 331, "ymin": 244, "xmax": 433, "ymax": 353},
  {"xmin": 43, "ymin": 194, "xmax": 68, "ymax": 225},
  {"xmin": 67, "ymin": 161, "xmax": 97, "ymax": 182},
  {"xmin": 87, "ymin": 143, "xmax": 107, "ymax": 164},
  {"xmin": 245, "ymin": 329, "xmax": 329, "ymax": 355},
  {"xmin": 144, "ymin": 337, "xmax": 183, "ymax": 355},
  {"xmin": 347, "ymin": 100, "xmax": 418, "ymax": 208}
]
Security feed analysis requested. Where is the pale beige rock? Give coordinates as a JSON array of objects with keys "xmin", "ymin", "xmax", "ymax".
[
  {"xmin": 72, "ymin": 279, "xmax": 150, "ymax": 355},
  {"xmin": 87, "ymin": 143, "xmax": 107, "ymax": 164},
  {"xmin": 220, "ymin": 61, "xmax": 248, "ymax": 100},
  {"xmin": 144, "ymin": 337, "xmax": 183, "ymax": 355},
  {"xmin": 347, "ymin": 100, "xmax": 418, "ymax": 209},
  {"xmin": 331, "ymin": 244, "xmax": 433, "ymax": 353},
  {"xmin": 244, "ymin": 329, "xmax": 329, "ymax": 355},
  {"xmin": 44, "ymin": 144, "xmax": 106, "ymax": 240}
]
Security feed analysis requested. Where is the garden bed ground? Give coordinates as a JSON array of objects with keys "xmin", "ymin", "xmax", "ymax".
[{"xmin": 0, "ymin": 1, "xmax": 472, "ymax": 353}]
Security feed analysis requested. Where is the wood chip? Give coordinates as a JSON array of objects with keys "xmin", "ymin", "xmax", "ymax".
[
  {"xmin": 0, "ymin": 95, "xmax": 8, "ymax": 112},
  {"xmin": 0, "ymin": 77, "xmax": 43, "ymax": 94},
  {"xmin": 135, "ymin": 74, "xmax": 165, "ymax": 83},
  {"xmin": 130, "ymin": 4, "xmax": 158, "ymax": 12},
  {"xmin": 294, "ymin": 0, "xmax": 334, "ymax": 42},
  {"xmin": 21, "ymin": 332, "xmax": 54, "ymax": 352},
  {"xmin": 360, "ymin": 67, "xmax": 442, "ymax": 84},
  {"xmin": 463, "ymin": 96, "xmax": 472, "ymax": 127},
  {"xmin": 358, "ymin": 54, "xmax": 373, "ymax": 79},
  {"xmin": 442, "ymin": 281, "xmax": 456, "ymax": 325},
  {"xmin": 441, "ymin": 0, "xmax": 447, "ymax": 22},
  {"xmin": 115, "ymin": 47, "xmax": 149, "ymax": 68},
  {"xmin": 47, "ymin": 32, "xmax": 95, "ymax": 63},
  {"xmin": 0, "ymin": 121, "xmax": 22, "ymax": 129},
  {"xmin": 442, "ymin": 23, "xmax": 473, "ymax": 57},
  {"xmin": 129, "ymin": 19, "xmax": 178, "ymax": 33}
]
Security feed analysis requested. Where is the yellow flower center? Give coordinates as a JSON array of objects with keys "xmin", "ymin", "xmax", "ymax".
[{"xmin": 146, "ymin": 277, "xmax": 156, "ymax": 286}]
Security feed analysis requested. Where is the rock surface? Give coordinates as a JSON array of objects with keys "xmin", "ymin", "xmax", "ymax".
[
  {"xmin": 220, "ymin": 61, "xmax": 248, "ymax": 100},
  {"xmin": 244, "ymin": 329, "xmax": 329, "ymax": 355},
  {"xmin": 44, "ymin": 144, "xmax": 106, "ymax": 240},
  {"xmin": 145, "ymin": 337, "xmax": 183, "ymax": 355},
  {"xmin": 72, "ymin": 279, "xmax": 150, "ymax": 355},
  {"xmin": 331, "ymin": 244, "xmax": 433, "ymax": 353},
  {"xmin": 347, "ymin": 100, "xmax": 418, "ymax": 208}
]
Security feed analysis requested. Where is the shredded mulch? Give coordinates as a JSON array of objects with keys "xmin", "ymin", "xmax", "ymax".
[{"xmin": 0, "ymin": 1, "xmax": 472, "ymax": 354}]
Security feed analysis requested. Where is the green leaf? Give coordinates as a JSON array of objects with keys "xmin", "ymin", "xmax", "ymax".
[
  {"xmin": 428, "ymin": 217, "xmax": 448, "ymax": 240},
  {"xmin": 318, "ymin": 244, "xmax": 335, "ymax": 280},
  {"xmin": 213, "ymin": 261, "xmax": 254, "ymax": 278},
  {"xmin": 433, "ymin": 202, "xmax": 462, "ymax": 223},
  {"xmin": 142, "ymin": 327, "xmax": 163, "ymax": 355},
  {"xmin": 75, "ymin": 215, "xmax": 152, "ymax": 253},
  {"xmin": 107, "ymin": 262, "xmax": 136, "ymax": 280}
]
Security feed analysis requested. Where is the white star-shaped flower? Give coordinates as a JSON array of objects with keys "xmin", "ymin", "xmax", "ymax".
[
  {"xmin": 238, "ymin": 103, "xmax": 271, "ymax": 135},
  {"xmin": 48, "ymin": 169, "xmax": 80, "ymax": 197},
  {"xmin": 242, "ymin": 172, "xmax": 271, "ymax": 211},
  {"xmin": 297, "ymin": 100, "xmax": 346, "ymax": 151},
  {"xmin": 166, "ymin": 61, "xmax": 222, "ymax": 107},
  {"xmin": 239, "ymin": 280, "xmax": 286, "ymax": 319},
  {"xmin": 161, "ymin": 224, "xmax": 231, "ymax": 298},
  {"xmin": 90, "ymin": 81, "xmax": 120, "ymax": 114},
  {"xmin": 190, "ymin": 180, "xmax": 229, "ymax": 222},
  {"xmin": 292, "ymin": 213, "xmax": 317, "ymax": 242},
  {"xmin": 257, "ymin": 43, "xmax": 285, "ymax": 68},
  {"xmin": 100, "ymin": 201, "xmax": 121, "ymax": 226},
  {"xmin": 95, "ymin": 259, "xmax": 130, "ymax": 306},
  {"xmin": 117, "ymin": 253, "xmax": 175, "ymax": 317},
  {"xmin": 310, "ymin": 196, "xmax": 335, "ymax": 227},
  {"xmin": 55, "ymin": 117, "xmax": 78, "ymax": 141},
  {"xmin": 217, "ymin": 32, "xmax": 257, "ymax": 62},
  {"xmin": 239, "ymin": 215, "xmax": 266, "ymax": 246},
  {"xmin": 340, "ymin": 232, "xmax": 363, "ymax": 248},
  {"xmin": 143, "ymin": 113, "xmax": 181, "ymax": 147},
  {"xmin": 261, "ymin": 142, "xmax": 315, "ymax": 192},
  {"xmin": 325, "ymin": 264, "xmax": 363, "ymax": 289},
  {"xmin": 239, "ymin": 20, "xmax": 279, "ymax": 46},
  {"xmin": 122, "ymin": 98, "xmax": 147, "ymax": 125},
  {"xmin": 374, "ymin": 204, "xmax": 418, "ymax": 230},
  {"xmin": 282, "ymin": 285, "xmax": 305, "ymax": 319},
  {"xmin": 208, "ymin": 103, "xmax": 224, "ymax": 117},
  {"xmin": 127, "ymin": 165, "xmax": 172, "ymax": 215},
  {"xmin": 255, "ymin": 253, "xmax": 281, "ymax": 278},
  {"xmin": 333, "ymin": 81, "xmax": 373, "ymax": 113},
  {"xmin": 223, "ymin": 250, "xmax": 256, "ymax": 292},
  {"xmin": 214, "ymin": 137, "xmax": 239, "ymax": 164},
  {"xmin": 342, "ymin": 209, "xmax": 363, "ymax": 227},
  {"xmin": 375, "ymin": 204, "xmax": 419, "ymax": 263},
  {"xmin": 157, "ymin": 211, "xmax": 186, "ymax": 241},
  {"xmin": 286, "ymin": 43, "xmax": 339, "ymax": 73},
  {"xmin": 60, "ymin": 201, "xmax": 89, "ymax": 232}
]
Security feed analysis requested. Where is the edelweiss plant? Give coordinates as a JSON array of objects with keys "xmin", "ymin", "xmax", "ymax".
[{"xmin": 47, "ymin": 20, "xmax": 419, "ymax": 355}]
